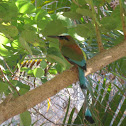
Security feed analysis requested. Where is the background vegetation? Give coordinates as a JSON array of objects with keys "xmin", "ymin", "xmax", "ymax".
[{"xmin": 0, "ymin": 0, "xmax": 126, "ymax": 125}]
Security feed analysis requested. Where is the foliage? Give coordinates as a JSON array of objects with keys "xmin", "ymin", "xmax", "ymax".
[{"xmin": 0, "ymin": 0, "xmax": 126, "ymax": 125}]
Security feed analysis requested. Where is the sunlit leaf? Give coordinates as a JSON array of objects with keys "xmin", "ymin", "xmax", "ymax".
[
  {"xmin": 20, "ymin": 111, "xmax": 31, "ymax": 126},
  {"xmin": 33, "ymin": 68, "xmax": 44, "ymax": 78},
  {"xmin": 16, "ymin": 0, "xmax": 35, "ymax": 14},
  {"xmin": 48, "ymin": 68, "xmax": 57, "ymax": 74}
]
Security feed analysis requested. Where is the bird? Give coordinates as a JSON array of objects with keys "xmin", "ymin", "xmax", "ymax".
[{"xmin": 48, "ymin": 35, "xmax": 94, "ymax": 124}]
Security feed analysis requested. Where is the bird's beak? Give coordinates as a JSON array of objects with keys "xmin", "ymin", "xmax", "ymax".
[{"xmin": 47, "ymin": 36, "xmax": 58, "ymax": 39}]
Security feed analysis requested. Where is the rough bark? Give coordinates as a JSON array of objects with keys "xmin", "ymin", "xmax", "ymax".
[{"xmin": 0, "ymin": 40, "xmax": 126, "ymax": 124}]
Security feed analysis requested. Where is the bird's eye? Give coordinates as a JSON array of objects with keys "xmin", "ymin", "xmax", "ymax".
[{"xmin": 59, "ymin": 36, "xmax": 69, "ymax": 41}]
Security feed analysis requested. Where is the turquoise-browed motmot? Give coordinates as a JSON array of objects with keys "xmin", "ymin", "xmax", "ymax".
[{"xmin": 48, "ymin": 35, "xmax": 94, "ymax": 124}]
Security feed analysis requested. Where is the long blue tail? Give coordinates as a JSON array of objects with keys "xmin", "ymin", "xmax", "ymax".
[
  {"xmin": 78, "ymin": 66, "xmax": 87, "ymax": 89},
  {"xmin": 85, "ymin": 107, "xmax": 95, "ymax": 124},
  {"xmin": 78, "ymin": 66, "xmax": 94, "ymax": 123}
]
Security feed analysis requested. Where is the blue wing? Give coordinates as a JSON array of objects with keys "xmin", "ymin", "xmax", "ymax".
[
  {"xmin": 64, "ymin": 57, "xmax": 86, "ymax": 70},
  {"xmin": 65, "ymin": 57, "xmax": 86, "ymax": 89}
]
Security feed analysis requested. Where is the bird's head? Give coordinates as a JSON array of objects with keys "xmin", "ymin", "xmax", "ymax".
[{"xmin": 48, "ymin": 35, "xmax": 76, "ymax": 45}]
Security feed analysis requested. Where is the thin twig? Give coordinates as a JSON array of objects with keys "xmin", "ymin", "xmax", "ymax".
[
  {"xmin": 119, "ymin": 0, "xmax": 126, "ymax": 39},
  {"xmin": 72, "ymin": 0, "xmax": 82, "ymax": 7},
  {"xmin": 0, "ymin": 67, "xmax": 20, "ymax": 96},
  {"xmin": 33, "ymin": 108, "xmax": 57, "ymax": 125},
  {"xmin": 90, "ymin": 0, "xmax": 104, "ymax": 52},
  {"xmin": 0, "ymin": 55, "xmax": 13, "ymax": 75}
]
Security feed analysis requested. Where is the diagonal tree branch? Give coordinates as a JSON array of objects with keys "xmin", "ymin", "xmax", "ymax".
[{"xmin": 0, "ymin": 40, "xmax": 126, "ymax": 124}]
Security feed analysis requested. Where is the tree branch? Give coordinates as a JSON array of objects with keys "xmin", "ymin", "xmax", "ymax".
[{"xmin": 0, "ymin": 40, "xmax": 126, "ymax": 124}]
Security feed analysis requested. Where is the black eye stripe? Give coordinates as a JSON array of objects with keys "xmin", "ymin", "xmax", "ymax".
[{"xmin": 58, "ymin": 36, "xmax": 69, "ymax": 41}]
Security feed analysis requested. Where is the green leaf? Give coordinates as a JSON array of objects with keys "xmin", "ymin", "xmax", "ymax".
[
  {"xmin": 75, "ymin": 24, "xmax": 95, "ymax": 38},
  {"xmin": 93, "ymin": 82, "xmax": 99, "ymax": 97},
  {"xmin": 35, "ymin": 9, "xmax": 51, "ymax": 30},
  {"xmin": 67, "ymin": 85, "xmax": 73, "ymax": 88},
  {"xmin": 40, "ymin": 60, "xmax": 47, "ymax": 69},
  {"xmin": 4, "ymin": 52, "xmax": 25, "ymax": 70},
  {"xmin": 113, "ymin": 97, "xmax": 126, "ymax": 126},
  {"xmin": 47, "ymin": 54, "xmax": 69, "ymax": 68},
  {"xmin": 0, "ymin": 81, "xmax": 8, "ymax": 94},
  {"xmin": 0, "ymin": 33, "xmax": 10, "ymax": 56},
  {"xmin": 99, "ymin": 78, "xmax": 106, "ymax": 102},
  {"xmin": 119, "ymin": 98, "xmax": 126, "ymax": 125},
  {"xmin": 9, "ymin": 80, "xmax": 18, "ymax": 86},
  {"xmin": 74, "ymin": 105, "xmax": 84, "ymax": 124},
  {"xmin": 70, "ymin": 1, "xmax": 79, "ymax": 12},
  {"xmin": 48, "ymin": 68, "xmax": 57, "ymax": 75},
  {"xmin": 112, "ymin": 82, "xmax": 124, "ymax": 95},
  {"xmin": 19, "ymin": 37, "xmax": 32, "ymax": 55},
  {"xmin": 27, "ymin": 69, "xmax": 34, "ymax": 76},
  {"xmin": 67, "ymin": 107, "xmax": 75, "ymax": 125},
  {"xmin": 111, "ymin": 72, "xmax": 126, "ymax": 81},
  {"xmin": 76, "ymin": 0, "xmax": 87, "ymax": 6},
  {"xmin": 16, "ymin": 0, "xmax": 35, "ymax": 14},
  {"xmin": 85, "ymin": 0, "xmax": 92, "ymax": 5},
  {"xmin": 41, "ymin": 77, "xmax": 48, "ymax": 83},
  {"xmin": 86, "ymin": 77, "xmax": 95, "ymax": 98},
  {"xmin": 47, "ymin": 47, "xmax": 61, "ymax": 57},
  {"xmin": 62, "ymin": 97, "xmax": 70, "ymax": 125},
  {"xmin": 42, "ymin": 20, "xmax": 67, "ymax": 36},
  {"xmin": 55, "ymin": 63, "xmax": 64, "ymax": 73},
  {"xmin": 21, "ymin": 28, "xmax": 43, "ymax": 47},
  {"xmin": 76, "ymin": 8, "xmax": 92, "ymax": 17},
  {"xmin": 47, "ymin": 47, "xmax": 69, "ymax": 68},
  {"xmin": 0, "ymin": 1, "xmax": 18, "ymax": 22},
  {"xmin": 48, "ymin": 37, "xmax": 59, "ymax": 48},
  {"xmin": 20, "ymin": 111, "xmax": 31, "ymax": 126},
  {"xmin": 0, "ymin": 25, "xmax": 18, "ymax": 37},
  {"xmin": 16, "ymin": 81, "xmax": 30, "ymax": 95},
  {"xmin": 100, "ymin": 16, "xmax": 119, "ymax": 31},
  {"xmin": 55, "ymin": 12, "xmax": 73, "ymax": 27},
  {"xmin": 103, "ymin": 93, "xmax": 121, "ymax": 125},
  {"xmin": 93, "ymin": 0, "xmax": 111, "ymax": 6},
  {"xmin": 63, "ymin": 11, "xmax": 82, "ymax": 19},
  {"xmin": 33, "ymin": 68, "xmax": 44, "ymax": 78},
  {"xmin": 20, "ymin": 67, "xmax": 30, "ymax": 72}
]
